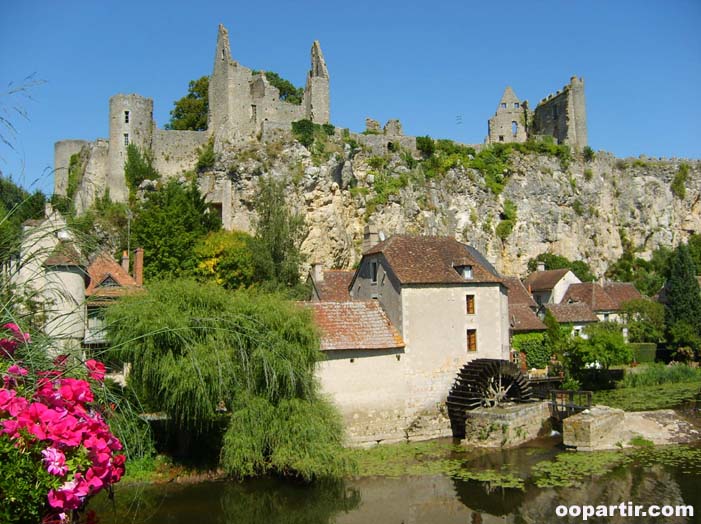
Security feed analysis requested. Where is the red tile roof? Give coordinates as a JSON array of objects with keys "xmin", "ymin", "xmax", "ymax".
[
  {"xmin": 362, "ymin": 235, "xmax": 501, "ymax": 285},
  {"xmin": 545, "ymin": 303, "xmax": 599, "ymax": 323},
  {"xmin": 603, "ymin": 282, "xmax": 642, "ymax": 309},
  {"xmin": 562, "ymin": 282, "xmax": 617, "ymax": 312},
  {"xmin": 307, "ymin": 301, "xmax": 405, "ymax": 351},
  {"xmin": 503, "ymin": 276, "xmax": 537, "ymax": 308},
  {"xmin": 523, "ymin": 268, "xmax": 570, "ymax": 292},
  {"xmin": 509, "ymin": 304, "xmax": 546, "ymax": 332},
  {"xmin": 85, "ymin": 252, "xmax": 141, "ymax": 301},
  {"xmin": 313, "ymin": 270, "xmax": 354, "ymax": 301}
]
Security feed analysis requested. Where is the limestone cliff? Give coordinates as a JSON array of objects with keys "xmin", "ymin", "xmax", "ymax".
[{"xmin": 203, "ymin": 135, "xmax": 699, "ymax": 280}]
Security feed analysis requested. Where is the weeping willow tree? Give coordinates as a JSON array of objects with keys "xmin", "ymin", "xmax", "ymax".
[{"xmin": 105, "ymin": 279, "xmax": 352, "ymax": 480}]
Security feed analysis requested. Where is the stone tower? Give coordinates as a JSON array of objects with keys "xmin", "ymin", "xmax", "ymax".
[
  {"xmin": 486, "ymin": 87, "xmax": 528, "ymax": 144},
  {"xmin": 533, "ymin": 76, "xmax": 587, "ymax": 150},
  {"xmin": 107, "ymin": 94, "xmax": 154, "ymax": 202},
  {"xmin": 304, "ymin": 41, "xmax": 330, "ymax": 124}
]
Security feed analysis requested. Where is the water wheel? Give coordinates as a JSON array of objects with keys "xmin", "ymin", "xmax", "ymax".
[{"xmin": 446, "ymin": 358, "xmax": 532, "ymax": 438}]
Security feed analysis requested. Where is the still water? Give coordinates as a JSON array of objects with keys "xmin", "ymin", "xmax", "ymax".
[{"xmin": 90, "ymin": 438, "xmax": 701, "ymax": 524}]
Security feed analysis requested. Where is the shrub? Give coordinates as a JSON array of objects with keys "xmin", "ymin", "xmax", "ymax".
[
  {"xmin": 511, "ymin": 333, "xmax": 549, "ymax": 369},
  {"xmin": 671, "ymin": 163, "xmax": 689, "ymax": 199},
  {"xmin": 196, "ymin": 138, "xmax": 216, "ymax": 172},
  {"xmin": 291, "ymin": 119, "xmax": 316, "ymax": 148},
  {"xmin": 583, "ymin": 168, "xmax": 593, "ymax": 181},
  {"xmin": 623, "ymin": 362, "xmax": 701, "ymax": 387},
  {"xmin": 629, "ymin": 342, "xmax": 657, "ymax": 363},
  {"xmin": 416, "ymin": 135, "xmax": 435, "ymax": 157},
  {"xmin": 582, "ymin": 146, "xmax": 595, "ymax": 162}
]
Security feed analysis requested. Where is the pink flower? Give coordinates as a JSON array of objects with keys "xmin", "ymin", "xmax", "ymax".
[
  {"xmin": 7, "ymin": 364, "xmax": 28, "ymax": 376},
  {"xmin": 0, "ymin": 338, "xmax": 18, "ymax": 357},
  {"xmin": 85, "ymin": 360, "xmax": 106, "ymax": 382},
  {"xmin": 42, "ymin": 446, "xmax": 68, "ymax": 476}
]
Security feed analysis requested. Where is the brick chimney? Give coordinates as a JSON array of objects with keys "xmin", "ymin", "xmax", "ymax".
[
  {"xmin": 537, "ymin": 261, "xmax": 546, "ymax": 272},
  {"xmin": 134, "ymin": 248, "xmax": 144, "ymax": 286},
  {"xmin": 121, "ymin": 250, "xmax": 129, "ymax": 273},
  {"xmin": 311, "ymin": 262, "xmax": 324, "ymax": 283}
]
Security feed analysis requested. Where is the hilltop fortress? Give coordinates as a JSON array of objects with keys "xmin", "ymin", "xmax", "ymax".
[{"xmin": 53, "ymin": 24, "xmax": 588, "ymax": 219}]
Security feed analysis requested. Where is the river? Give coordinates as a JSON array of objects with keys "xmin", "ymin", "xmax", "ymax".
[{"xmin": 89, "ymin": 436, "xmax": 701, "ymax": 524}]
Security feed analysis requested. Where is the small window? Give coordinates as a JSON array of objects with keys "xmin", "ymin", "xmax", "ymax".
[
  {"xmin": 500, "ymin": 103, "xmax": 507, "ymax": 109},
  {"xmin": 251, "ymin": 105, "xmax": 257, "ymax": 123},
  {"xmin": 466, "ymin": 295, "xmax": 475, "ymax": 314},
  {"xmin": 514, "ymin": 102, "xmax": 519, "ymax": 109},
  {"xmin": 498, "ymin": 135, "xmax": 504, "ymax": 142},
  {"xmin": 370, "ymin": 261, "xmax": 378, "ymax": 284},
  {"xmin": 221, "ymin": 48, "xmax": 226, "ymax": 60},
  {"xmin": 604, "ymin": 313, "xmax": 610, "ymax": 322},
  {"xmin": 123, "ymin": 133, "xmax": 129, "ymax": 146},
  {"xmin": 512, "ymin": 121, "xmax": 518, "ymax": 136},
  {"xmin": 462, "ymin": 266, "xmax": 473, "ymax": 279},
  {"xmin": 124, "ymin": 110, "xmax": 130, "ymax": 124},
  {"xmin": 467, "ymin": 329, "xmax": 477, "ymax": 352}
]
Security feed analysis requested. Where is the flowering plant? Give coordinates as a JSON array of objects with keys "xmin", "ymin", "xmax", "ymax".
[{"xmin": 0, "ymin": 322, "xmax": 125, "ymax": 524}]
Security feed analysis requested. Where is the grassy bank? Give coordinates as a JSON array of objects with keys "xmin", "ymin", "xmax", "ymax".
[{"xmin": 592, "ymin": 381, "xmax": 700, "ymax": 411}]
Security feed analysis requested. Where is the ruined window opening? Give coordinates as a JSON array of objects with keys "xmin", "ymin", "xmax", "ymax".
[
  {"xmin": 501, "ymin": 103, "xmax": 507, "ymax": 109},
  {"xmin": 512, "ymin": 121, "xmax": 518, "ymax": 136},
  {"xmin": 498, "ymin": 135, "xmax": 504, "ymax": 142},
  {"xmin": 210, "ymin": 202, "xmax": 223, "ymax": 223},
  {"xmin": 221, "ymin": 48, "xmax": 225, "ymax": 60},
  {"xmin": 370, "ymin": 261, "xmax": 378, "ymax": 284},
  {"xmin": 123, "ymin": 133, "xmax": 129, "ymax": 146},
  {"xmin": 514, "ymin": 103, "xmax": 519, "ymax": 109},
  {"xmin": 124, "ymin": 111, "xmax": 130, "ymax": 124},
  {"xmin": 251, "ymin": 105, "xmax": 257, "ymax": 123},
  {"xmin": 466, "ymin": 295, "xmax": 475, "ymax": 314},
  {"xmin": 467, "ymin": 329, "xmax": 477, "ymax": 352}
]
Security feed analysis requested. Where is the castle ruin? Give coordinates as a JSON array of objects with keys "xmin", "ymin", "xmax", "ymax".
[
  {"xmin": 53, "ymin": 23, "xmax": 588, "ymax": 218},
  {"xmin": 486, "ymin": 76, "xmax": 587, "ymax": 150}
]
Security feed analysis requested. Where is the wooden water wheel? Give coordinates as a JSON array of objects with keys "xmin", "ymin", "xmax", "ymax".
[{"xmin": 446, "ymin": 358, "xmax": 532, "ymax": 438}]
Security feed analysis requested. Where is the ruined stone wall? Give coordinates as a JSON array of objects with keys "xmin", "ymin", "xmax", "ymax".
[
  {"xmin": 74, "ymin": 140, "xmax": 109, "ymax": 215},
  {"xmin": 487, "ymin": 87, "xmax": 528, "ymax": 144},
  {"xmin": 151, "ymin": 129, "xmax": 208, "ymax": 179},
  {"xmin": 533, "ymin": 77, "xmax": 587, "ymax": 149},
  {"xmin": 54, "ymin": 140, "xmax": 89, "ymax": 196}
]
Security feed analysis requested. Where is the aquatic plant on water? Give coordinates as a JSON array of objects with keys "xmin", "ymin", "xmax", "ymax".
[{"xmin": 0, "ymin": 323, "xmax": 125, "ymax": 524}]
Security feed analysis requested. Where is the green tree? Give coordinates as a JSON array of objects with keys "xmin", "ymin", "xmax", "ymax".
[
  {"xmin": 124, "ymin": 144, "xmax": 159, "ymax": 193},
  {"xmin": 620, "ymin": 298, "xmax": 665, "ymax": 343},
  {"xmin": 193, "ymin": 230, "xmax": 256, "ymax": 290},
  {"xmin": 567, "ymin": 322, "xmax": 632, "ymax": 372},
  {"xmin": 131, "ymin": 179, "xmax": 220, "ymax": 280},
  {"xmin": 252, "ymin": 176, "xmax": 307, "ymax": 292},
  {"xmin": 0, "ymin": 176, "xmax": 45, "ymax": 260},
  {"xmin": 105, "ymin": 280, "xmax": 351, "ymax": 480},
  {"xmin": 166, "ymin": 76, "xmax": 209, "ymax": 131},
  {"xmin": 527, "ymin": 253, "xmax": 596, "ymax": 282},
  {"xmin": 665, "ymin": 244, "xmax": 701, "ymax": 327}
]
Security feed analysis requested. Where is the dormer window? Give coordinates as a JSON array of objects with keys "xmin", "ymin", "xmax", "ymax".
[{"xmin": 462, "ymin": 265, "xmax": 473, "ymax": 279}]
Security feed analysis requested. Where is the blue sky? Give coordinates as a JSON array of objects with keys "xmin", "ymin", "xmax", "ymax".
[{"xmin": 1, "ymin": 1, "xmax": 700, "ymax": 195}]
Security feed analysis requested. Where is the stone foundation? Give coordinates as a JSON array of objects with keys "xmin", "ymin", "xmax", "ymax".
[
  {"xmin": 563, "ymin": 405, "xmax": 624, "ymax": 451},
  {"xmin": 462, "ymin": 401, "xmax": 552, "ymax": 448}
]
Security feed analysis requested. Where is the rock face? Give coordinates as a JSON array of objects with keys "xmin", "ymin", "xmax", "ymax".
[{"xmin": 204, "ymin": 135, "xmax": 700, "ymax": 278}]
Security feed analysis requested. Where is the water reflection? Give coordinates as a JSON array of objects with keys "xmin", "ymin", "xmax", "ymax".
[{"xmin": 90, "ymin": 450, "xmax": 700, "ymax": 524}]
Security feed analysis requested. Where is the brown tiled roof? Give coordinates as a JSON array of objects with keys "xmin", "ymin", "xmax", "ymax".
[
  {"xmin": 314, "ymin": 270, "xmax": 354, "ymax": 301},
  {"xmin": 562, "ymin": 282, "xmax": 617, "ymax": 312},
  {"xmin": 43, "ymin": 242, "xmax": 84, "ymax": 267},
  {"xmin": 603, "ymin": 282, "xmax": 642, "ymax": 309},
  {"xmin": 85, "ymin": 252, "xmax": 141, "ymax": 300},
  {"xmin": 503, "ymin": 276, "xmax": 537, "ymax": 307},
  {"xmin": 307, "ymin": 301, "xmax": 405, "ymax": 351},
  {"xmin": 545, "ymin": 303, "xmax": 599, "ymax": 323},
  {"xmin": 362, "ymin": 235, "xmax": 501, "ymax": 285},
  {"xmin": 509, "ymin": 304, "xmax": 546, "ymax": 332},
  {"xmin": 523, "ymin": 268, "xmax": 570, "ymax": 292}
]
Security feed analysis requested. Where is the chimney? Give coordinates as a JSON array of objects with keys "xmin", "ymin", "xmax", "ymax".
[
  {"xmin": 134, "ymin": 248, "xmax": 144, "ymax": 286},
  {"xmin": 537, "ymin": 261, "xmax": 546, "ymax": 272},
  {"xmin": 362, "ymin": 224, "xmax": 379, "ymax": 252},
  {"xmin": 311, "ymin": 262, "xmax": 324, "ymax": 283},
  {"xmin": 121, "ymin": 250, "xmax": 129, "ymax": 273}
]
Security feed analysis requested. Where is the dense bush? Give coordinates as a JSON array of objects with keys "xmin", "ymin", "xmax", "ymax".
[
  {"xmin": 511, "ymin": 332, "xmax": 550, "ymax": 369},
  {"xmin": 671, "ymin": 163, "xmax": 689, "ymax": 199},
  {"xmin": 124, "ymin": 144, "xmax": 160, "ymax": 191},
  {"xmin": 196, "ymin": 138, "xmax": 216, "ymax": 172},
  {"xmin": 628, "ymin": 342, "xmax": 657, "ymax": 363},
  {"xmin": 623, "ymin": 362, "xmax": 701, "ymax": 387}
]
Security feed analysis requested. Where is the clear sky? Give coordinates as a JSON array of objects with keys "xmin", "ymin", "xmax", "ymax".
[{"xmin": 1, "ymin": 0, "xmax": 700, "ymax": 196}]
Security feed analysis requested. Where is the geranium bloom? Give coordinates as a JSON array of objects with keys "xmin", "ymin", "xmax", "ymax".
[
  {"xmin": 42, "ymin": 446, "xmax": 68, "ymax": 476},
  {"xmin": 85, "ymin": 360, "xmax": 106, "ymax": 382}
]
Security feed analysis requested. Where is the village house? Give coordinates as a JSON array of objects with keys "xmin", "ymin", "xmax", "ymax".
[
  {"xmin": 561, "ymin": 281, "xmax": 642, "ymax": 323},
  {"xmin": 308, "ymin": 235, "xmax": 510, "ymax": 444},
  {"xmin": 523, "ymin": 263, "xmax": 581, "ymax": 305}
]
